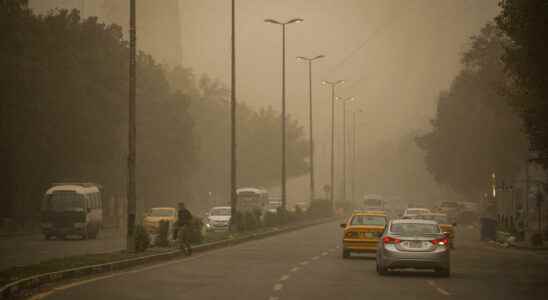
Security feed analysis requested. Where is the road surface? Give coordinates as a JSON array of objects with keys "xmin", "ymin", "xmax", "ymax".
[
  {"xmin": 0, "ymin": 228, "xmax": 125, "ymax": 270},
  {"xmin": 36, "ymin": 221, "xmax": 548, "ymax": 300}
]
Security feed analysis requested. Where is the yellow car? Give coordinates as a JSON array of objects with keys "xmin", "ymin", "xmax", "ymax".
[
  {"xmin": 340, "ymin": 212, "xmax": 388, "ymax": 258},
  {"xmin": 143, "ymin": 207, "xmax": 178, "ymax": 234},
  {"xmin": 412, "ymin": 213, "xmax": 456, "ymax": 249}
]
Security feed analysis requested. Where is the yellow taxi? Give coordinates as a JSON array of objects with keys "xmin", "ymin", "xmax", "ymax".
[
  {"xmin": 340, "ymin": 211, "xmax": 388, "ymax": 258},
  {"xmin": 412, "ymin": 213, "xmax": 456, "ymax": 249},
  {"xmin": 143, "ymin": 207, "xmax": 178, "ymax": 234}
]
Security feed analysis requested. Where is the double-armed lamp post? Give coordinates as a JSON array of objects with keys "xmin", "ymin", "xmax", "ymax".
[
  {"xmin": 264, "ymin": 18, "xmax": 303, "ymax": 210},
  {"xmin": 322, "ymin": 80, "xmax": 344, "ymax": 206},
  {"xmin": 297, "ymin": 55, "xmax": 325, "ymax": 202}
]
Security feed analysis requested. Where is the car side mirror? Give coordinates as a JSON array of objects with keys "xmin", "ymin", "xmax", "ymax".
[{"xmin": 340, "ymin": 223, "xmax": 346, "ymax": 229}]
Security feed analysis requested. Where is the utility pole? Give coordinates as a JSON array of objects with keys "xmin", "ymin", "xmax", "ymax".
[
  {"xmin": 297, "ymin": 55, "xmax": 325, "ymax": 203},
  {"xmin": 127, "ymin": 0, "xmax": 137, "ymax": 252},
  {"xmin": 322, "ymin": 80, "xmax": 344, "ymax": 208},
  {"xmin": 229, "ymin": 0, "xmax": 238, "ymax": 230}
]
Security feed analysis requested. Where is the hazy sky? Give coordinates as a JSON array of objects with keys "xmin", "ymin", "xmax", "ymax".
[{"xmin": 30, "ymin": 0, "xmax": 501, "ymax": 202}]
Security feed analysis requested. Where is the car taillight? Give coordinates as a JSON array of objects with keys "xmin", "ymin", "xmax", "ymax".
[
  {"xmin": 383, "ymin": 236, "xmax": 401, "ymax": 244},
  {"xmin": 431, "ymin": 237, "xmax": 449, "ymax": 246}
]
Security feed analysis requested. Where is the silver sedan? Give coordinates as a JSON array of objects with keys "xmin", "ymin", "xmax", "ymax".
[{"xmin": 376, "ymin": 219, "xmax": 450, "ymax": 277}]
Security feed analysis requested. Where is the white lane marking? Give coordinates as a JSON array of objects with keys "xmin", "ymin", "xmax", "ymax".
[
  {"xmin": 321, "ymin": 252, "xmax": 329, "ymax": 256},
  {"xmin": 328, "ymin": 249, "xmax": 335, "ymax": 252},
  {"xmin": 436, "ymin": 287, "xmax": 451, "ymax": 296},
  {"xmin": 290, "ymin": 267, "xmax": 300, "ymax": 272},
  {"xmin": 300, "ymin": 261, "xmax": 309, "ymax": 265},
  {"xmin": 280, "ymin": 274, "xmax": 290, "ymax": 281},
  {"xmin": 311, "ymin": 256, "xmax": 320, "ymax": 260},
  {"xmin": 336, "ymin": 245, "xmax": 340, "ymax": 249},
  {"xmin": 427, "ymin": 280, "xmax": 436, "ymax": 287},
  {"xmin": 273, "ymin": 283, "xmax": 284, "ymax": 291},
  {"xmin": 269, "ymin": 297, "xmax": 279, "ymax": 300}
]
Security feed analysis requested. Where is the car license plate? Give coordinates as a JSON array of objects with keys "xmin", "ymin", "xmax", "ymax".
[{"xmin": 408, "ymin": 241, "xmax": 423, "ymax": 248}]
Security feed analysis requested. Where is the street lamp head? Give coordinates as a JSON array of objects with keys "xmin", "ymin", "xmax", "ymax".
[
  {"xmin": 287, "ymin": 18, "xmax": 304, "ymax": 24},
  {"xmin": 264, "ymin": 19, "xmax": 282, "ymax": 25},
  {"xmin": 313, "ymin": 55, "xmax": 325, "ymax": 60},
  {"xmin": 321, "ymin": 80, "xmax": 328, "ymax": 85},
  {"xmin": 296, "ymin": 56, "xmax": 307, "ymax": 62}
]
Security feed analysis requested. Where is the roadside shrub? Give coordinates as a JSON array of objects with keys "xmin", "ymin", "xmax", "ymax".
[
  {"xmin": 263, "ymin": 211, "xmax": 279, "ymax": 227},
  {"xmin": 294, "ymin": 205, "xmax": 304, "ymax": 219},
  {"xmin": 276, "ymin": 207, "xmax": 289, "ymax": 225},
  {"xmin": 156, "ymin": 220, "xmax": 170, "ymax": 247},
  {"xmin": 188, "ymin": 217, "xmax": 204, "ymax": 244},
  {"xmin": 242, "ymin": 211, "xmax": 260, "ymax": 231},
  {"xmin": 252, "ymin": 209, "xmax": 263, "ymax": 228},
  {"xmin": 134, "ymin": 224, "xmax": 150, "ymax": 252}
]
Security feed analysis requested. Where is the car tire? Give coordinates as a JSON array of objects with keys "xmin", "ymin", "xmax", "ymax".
[{"xmin": 342, "ymin": 249, "xmax": 350, "ymax": 259}]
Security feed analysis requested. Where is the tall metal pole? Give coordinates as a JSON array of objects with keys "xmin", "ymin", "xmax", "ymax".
[
  {"xmin": 265, "ymin": 18, "xmax": 303, "ymax": 210},
  {"xmin": 229, "ymin": 0, "xmax": 237, "ymax": 230},
  {"xmin": 342, "ymin": 99, "xmax": 347, "ymax": 204},
  {"xmin": 308, "ymin": 60, "xmax": 314, "ymax": 202},
  {"xmin": 281, "ymin": 24, "xmax": 287, "ymax": 210},
  {"xmin": 127, "ymin": 0, "xmax": 136, "ymax": 252},
  {"xmin": 352, "ymin": 110, "xmax": 356, "ymax": 204},
  {"xmin": 330, "ymin": 85, "xmax": 335, "ymax": 207}
]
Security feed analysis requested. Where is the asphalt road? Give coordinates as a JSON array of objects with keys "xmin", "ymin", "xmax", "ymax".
[
  {"xmin": 0, "ymin": 228, "xmax": 125, "ymax": 270},
  {"xmin": 35, "ymin": 221, "xmax": 548, "ymax": 300}
]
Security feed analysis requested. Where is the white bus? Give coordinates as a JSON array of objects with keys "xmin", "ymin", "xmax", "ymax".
[
  {"xmin": 362, "ymin": 194, "xmax": 385, "ymax": 210},
  {"xmin": 41, "ymin": 182, "xmax": 102, "ymax": 239}
]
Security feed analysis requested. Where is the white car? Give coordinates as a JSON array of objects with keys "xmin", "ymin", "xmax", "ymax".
[
  {"xmin": 204, "ymin": 206, "xmax": 231, "ymax": 232},
  {"xmin": 402, "ymin": 208, "xmax": 431, "ymax": 219}
]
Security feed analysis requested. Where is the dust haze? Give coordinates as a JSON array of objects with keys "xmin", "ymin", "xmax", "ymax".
[{"xmin": 30, "ymin": 0, "xmax": 499, "ymax": 207}]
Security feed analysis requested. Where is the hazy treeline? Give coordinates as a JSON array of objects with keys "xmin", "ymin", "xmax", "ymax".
[
  {"xmin": 416, "ymin": 23, "xmax": 528, "ymax": 199},
  {"xmin": 418, "ymin": 0, "xmax": 548, "ymax": 199},
  {"xmin": 0, "ymin": 1, "xmax": 308, "ymax": 219}
]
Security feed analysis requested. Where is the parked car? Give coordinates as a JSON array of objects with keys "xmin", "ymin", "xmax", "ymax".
[
  {"xmin": 376, "ymin": 219, "xmax": 450, "ymax": 277},
  {"xmin": 204, "ymin": 206, "xmax": 232, "ymax": 232}
]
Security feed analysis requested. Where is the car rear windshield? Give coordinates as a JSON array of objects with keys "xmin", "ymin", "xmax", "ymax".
[
  {"xmin": 150, "ymin": 208, "xmax": 175, "ymax": 217},
  {"xmin": 406, "ymin": 209, "xmax": 429, "ymax": 215},
  {"xmin": 350, "ymin": 215, "xmax": 386, "ymax": 226},
  {"xmin": 390, "ymin": 223, "xmax": 440, "ymax": 235},
  {"xmin": 210, "ymin": 208, "xmax": 231, "ymax": 216}
]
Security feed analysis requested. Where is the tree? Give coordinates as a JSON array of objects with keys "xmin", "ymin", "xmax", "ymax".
[
  {"xmin": 496, "ymin": 0, "xmax": 548, "ymax": 167},
  {"xmin": 416, "ymin": 23, "xmax": 528, "ymax": 198}
]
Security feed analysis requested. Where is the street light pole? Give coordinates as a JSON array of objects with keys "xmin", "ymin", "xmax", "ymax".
[
  {"xmin": 297, "ymin": 55, "xmax": 325, "ymax": 203},
  {"xmin": 265, "ymin": 18, "xmax": 303, "ymax": 210},
  {"xmin": 336, "ymin": 96, "xmax": 355, "ymax": 205},
  {"xmin": 322, "ymin": 80, "xmax": 344, "ymax": 208}
]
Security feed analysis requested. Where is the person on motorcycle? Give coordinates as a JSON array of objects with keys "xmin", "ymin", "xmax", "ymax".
[{"xmin": 175, "ymin": 202, "xmax": 193, "ymax": 255}]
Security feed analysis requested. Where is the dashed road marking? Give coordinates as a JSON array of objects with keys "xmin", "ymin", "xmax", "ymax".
[
  {"xmin": 273, "ymin": 283, "xmax": 284, "ymax": 292},
  {"xmin": 300, "ymin": 261, "xmax": 309, "ymax": 265},
  {"xmin": 269, "ymin": 297, "xmax": 279, "ymax": 300},
  {"xmin": 280, "ymin": 275, "xmax": 290, "ymax": 281},
  {"xmin": 427, "ymin": 280, "xmax": 436, "ymax": 287},
  {"xmin": 311, "ymin": 256, "xmax": 320, "ymax": 260},
  {"xmin": 290, "ymin": 267, "xmax": 300, "ymax": 272},
  {"xmin": 436, "ymin": 287, "xmax": 451, "ymax": 296},
  {"xmin": 321, "ymin": 252, "xmax": 329, "ymax": 256}
]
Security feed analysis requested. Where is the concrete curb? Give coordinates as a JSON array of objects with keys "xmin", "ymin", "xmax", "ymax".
[
  {"xmin": 509, "ymin": 243, "xmax": 548, "ymax": 251},
  {"xmin": 0, "ymin": 217, "xmax": 339, "ymax": 299}
]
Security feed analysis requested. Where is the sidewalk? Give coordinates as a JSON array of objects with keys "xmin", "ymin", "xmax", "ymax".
[{"xmin": 509, "ymin": 240, "xmax": 548, "ymax": 251}]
